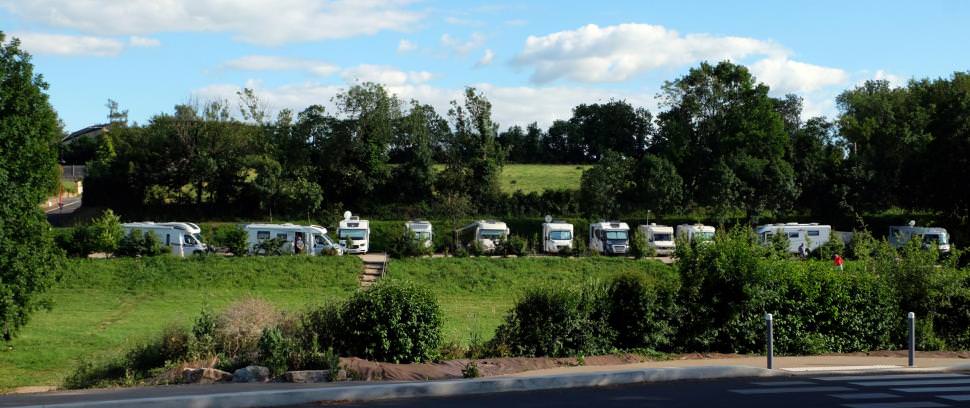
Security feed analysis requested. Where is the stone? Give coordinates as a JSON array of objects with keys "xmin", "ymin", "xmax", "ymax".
[
  {"xmin": 233, "ymin": 365, "xmax": 271, "ymax": 383},
  {"xmin": 182, "ymin": 367, "xmax": 233, "ymax": 384},
  {"xmin": 284, "ymin": 370, "xmax": 330, "ymax": 383}
]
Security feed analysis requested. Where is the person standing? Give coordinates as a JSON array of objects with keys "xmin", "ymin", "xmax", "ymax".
[{"xmin": 834, "ymin": 253, "xmax": 845, "ymax": 271}]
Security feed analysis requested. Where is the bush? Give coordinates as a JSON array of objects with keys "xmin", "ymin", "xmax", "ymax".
[
  {"xmin": 628, "ymin": 229, "xmax": 654, "ymax": 259},
  {"xmin": 300, "ymin": 303, "xmax": 343, "ymax": 354},
  {"xmin": 213, "ymin": 298, "xmax": 281, "ymax": 367},
  {"xmin": 253, "ymin": 237, "xmax": 289, "ymax": 256},
  {"xmin": 211, "ymin": 224, "xmax": 248, "ymax": 256},
  {"xmin": 116, "ymin": 230, "xmax": 167, "ymax": 257},
  {"xmin": 498, "ymin": 235, "xmax": 529, "ymax": 257},
  {"xmin": 258, "ymin": 326, "xmax": 294, "ymax": 377},
  {"xmin": 339, "ymin": 281, "xmax": 442, "ymax": 363},
  {"xmin": 386, "ymin": 226, "xmax": 433, "ymax": 259},
  {"xmin": 604, "ymin": 272, "xmax": 677, "ymax": 350}
]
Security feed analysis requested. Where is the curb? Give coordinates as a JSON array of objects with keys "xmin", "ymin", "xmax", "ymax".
[{"xmin": 17, "ymin": 366, "xmax": 780, "ymax": 408}]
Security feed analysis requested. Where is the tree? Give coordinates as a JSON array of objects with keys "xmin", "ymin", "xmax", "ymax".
[
  {"xmin": 439, "ymin": 87, "xmax": 505, "ymax": 210},
  {"xmin": 391, "ymin": 102, "xmax": 438, "ymax": 202},
  {"xmin": 0, "ymin": 32, "xmax": 64, "ymax": 340},
  {"xmin": 578, "ymin": 151, "xmax": 633, "ymax": 218},
  {"xmin": 631, "ymin": 154, "xmax": 683, "ymax": 214},
  {"xmin": 567, "ymin": 100, "xmax": 654, "ymax": 162}
]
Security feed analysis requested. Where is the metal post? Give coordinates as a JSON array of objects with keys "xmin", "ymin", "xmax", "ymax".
[
  {"xmin": 908, "ymin": 312, "xmax": 916, "ymax": 367},
  {"xmin": 766, "ymin": 313, "xmax": 774, "ymax": 369}
]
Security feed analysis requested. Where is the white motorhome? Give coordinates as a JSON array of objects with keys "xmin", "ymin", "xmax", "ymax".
[
  {"xmin": 337, "ymin": 211, "xmax": 370, "ymax": 254},
  {"xmin": 676, "ymin": 223, "xmax": 716, "ymax": 243},
  {"xmin": 756, "ymin": 223, "xmax": 832, "ymax": 254},
  {"xmin": 159, "ymin": 222, "xmax": 201, "ymax": 235},
  {"xmin": 639, "ymin": 223, "xmax": 675, "ymax": 255},
  {"xmin": 589, "ymin": 221, "xmax": 630, "ymax": 255},
  {"xmin": 244, "ymin": 223, "xmax": 342, "ymax": 256},
  {"xmin": 405, "ymin": 220, "xmax": 433, "ymax": 248},
  {"xmin": 121, "ymin": 222, "xmax": 207, "ymax": 257},
  {"xmin": 455, "ymin": 220, "xmax": 509, "ymax": 253},
  {"xmin": 541, "ymin": 216, "xmax": 574, "ymax": 254},
  {"xmin": 889, "ymin": 223, "xmax": 951, "ymax": 253}
]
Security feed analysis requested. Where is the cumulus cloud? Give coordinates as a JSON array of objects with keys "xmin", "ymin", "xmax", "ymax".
[
  {"xmin": 748, "ymin": 57, "xmax": 848, "ymax": 93},
  {"xmin": 341, "ymin": 64, "xmax": 433, "ymax": 86},
  {"xmin": 128, "ymin": 36, "xmax": 161, "ymax": 47},
  {"xmin": 440, "ymin": 32, "xmax": 486, "ymax": 54},
  {"xmin": 223, "ymin": 55, "xmax": 340, "ymax": 76},
  {"xmin": 397, "ymin": 39, "xmax": 417, "ymax": 53},
  {"xmin": 514, "ymin": 23, "xmax": 787, "ymax": 83},
  {"xmin": 0, "ymin": 0, "xmax": 423, "ymax": 46},
  {"xmin": 873, "ymin": 69, "xmax": 906, "ymax": 88},
  {"xmin": 475, "ymin": 49, "xmax": 495, "ymax": 67},
  {"xmin": 12, "ymin": 32, "xmax": 124, "ymax": 56}
]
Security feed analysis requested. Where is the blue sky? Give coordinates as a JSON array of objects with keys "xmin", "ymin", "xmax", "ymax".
[{"xmin": 2, "ymin": 0, "xmax": 968, "ymax": 132}]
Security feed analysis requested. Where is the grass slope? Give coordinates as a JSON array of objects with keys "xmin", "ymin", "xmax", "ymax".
[
  {"xmin": 500, "ymin": 164, "xmax": 590, "ymax": 194},
  {"xmin": 0, "ymin": 256, "xmax": 360, "ymax": 391}
]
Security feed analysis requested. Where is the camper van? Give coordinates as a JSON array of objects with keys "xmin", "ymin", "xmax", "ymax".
[
  {"xmin": 405, "ymin": 220, "xmax": 433, "ymax": 248},
  {"xmin": 756, "ymin": 223, "xmax": 832, "ymax": 254},
  {"xmin": 121, "ymin": 222, "xmax": 207, "ymax": 257},
  {"xmin": 589, "ymin": 221, "xmax": 630, "ymax": 255},
  {"xmin": 677, "ymin": 224, "xmax": 716, "ymax": 243},
  {"xmin": 541, "ymin": 216, "xmax": 574, "ymax": 254},
  {"xmin": 455, "ymin": 220, "xmax": 509, "ymax": 253},
  {"xmin": 889, "ymin": 224, "xmax": 951, "ymax": 253},
  {"xmin": 337, "ymin": 211, "xmax": 370, "ymax": 254},
  {"xmin": 639, "ymin": 223, "xmax": 675, "ymax": 255},
  {"xmin": 244, "ymin": 223, "xmax": 342, "ymax": 256}
]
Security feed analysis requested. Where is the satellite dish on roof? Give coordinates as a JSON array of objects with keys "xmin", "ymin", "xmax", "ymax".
[
  {"xmin": 908, "ymin": 220, "xmax": 916, "ymax": 227},
  {"xmin": 544, "ymin": 215, "xmax": 553, "ymax": 223},
  {"xmin": 343, "ymin": 211, "xmax": 352, "ymax": 220}
]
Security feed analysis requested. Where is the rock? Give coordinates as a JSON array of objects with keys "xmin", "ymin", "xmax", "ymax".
[
  {"xmin": 233, "ymin": 365, "xmax": 271, "ymax": 383},
  {"xmin": 284, "ymin": 369, "xmax": 348, "ymax": 383},
  {"xmin": 182, "ymin": 367, "xmax": 233, "ymax": 384}
]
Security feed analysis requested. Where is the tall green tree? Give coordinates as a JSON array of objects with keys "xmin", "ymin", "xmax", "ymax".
[
  {"xmin": 391, "ymin": 102, "xmax": 438, "ymax": 202},
  {"xmin": 0, "ymin": 32, "xmax": 63, "ymax": 340},
  {"xmin": 439, "ymin": 87, "xmax": 505, "ymax": 210}
]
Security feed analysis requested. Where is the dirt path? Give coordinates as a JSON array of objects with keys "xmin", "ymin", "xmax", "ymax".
[{"xmin": 358, "ymin": 253, "xmax": 387, "ymax": 287}]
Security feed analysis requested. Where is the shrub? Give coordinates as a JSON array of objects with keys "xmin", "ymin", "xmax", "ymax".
[
  {"xmin": 213, "ymin": 297, "xmax": 281, "ymax": 367},
  {"xmin": 461, "ymin": 361, "xmax": 481, "ymax": 378},
  {"xmin": 88, "ymin": 209, "xmax": 123, "ymax": 255},
  {"xmin": 604, "ymin": 272, "xmax": 677, "ymax": 350},
  {"xmin": 628, "ymin": 229, "xmax": 654, "ymax": 259},
  {"xmin": 116, "ymin": 230, "xmax": 167, "ymax": 257},
  {"xmin": 339, "ymin": 281, "xmax": 442, "ymax": 363},
  {"xmin": 386, "ymin": 226, "xmax": 433, "ymax": 259},
  {"xmin": 498, "ymin": 235, "xmax": 529, "ymax": 257},
  {"xmin": 212, "ymin": 224, "xmax": 248, "ymax": 256},
  {"xmin": 253, "ymin": 237, "xmax": 289, "ymax": 256},
  {"xmin": 299, "ymin": 302, "xmax": 343, "ymax": 353},
  {"xmin": 258, "ymin": 326, "xmax": 294, "ymax": 377}
]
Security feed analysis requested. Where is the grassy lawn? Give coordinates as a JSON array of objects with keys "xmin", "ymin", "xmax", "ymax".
[
  {"xmin": 0, "ymin": 256, "xmax": 361, "ymax": 391},
  {"xmin": 500, "ymin": 164, "xmax": 590, "ymax": 194}
]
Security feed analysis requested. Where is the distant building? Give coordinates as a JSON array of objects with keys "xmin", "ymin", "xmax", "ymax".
[{"xmin": 62, "ymin": 123, "xmax": 109, "ymax": 145}]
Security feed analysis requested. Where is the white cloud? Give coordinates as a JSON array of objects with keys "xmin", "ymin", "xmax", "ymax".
[
  {"xmin": 475, "ymin": 49, "xmax": 495, "ymax": 67},
  {"xmin": 0, "ymin": 0, "xmax": 423, "ymax": 46},
  {"xmin": 397, "ymin": 39, "xmax": 417, "ymax": 53},
  {"xmin": 193, "ymin": 80, "xmax": 654, "ymax": 129},
  {"xmin": 223, "ymin": 55, "xmax": 340, "ymax": 76},
  {"xmin": 341, "ymin": 64, "xmax": 433, "ymax": 86},
  {"xmin": 440, "ymin": 32, "xmax": 486, "ymax": 55},
  {"xmin": 128, "ymin": 36, "xmax": 161, "ymax": 47},
  {"xmin": 514, "ymin": 23, "xmax": 787, "ymax": 83},
  {"xmin": 874, "ymin": 69, "xmax": 905, "ymax": 88},
  {"xmin": 12, "ymin": 32, "xmax": 124, "ymax": 56},
  {"xmin": 748, "ymin": 57, "xmax": 848, "ymax": 93}
]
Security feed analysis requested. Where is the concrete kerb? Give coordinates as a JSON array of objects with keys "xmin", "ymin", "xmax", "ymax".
[{"xmin": 17, "ymin": 366, "xmax": 781, "ymax": 408}]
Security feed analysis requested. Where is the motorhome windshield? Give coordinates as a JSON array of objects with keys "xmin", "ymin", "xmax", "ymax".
[
  {"xmin": 339, "ymin": 229, "xmax": 367, "ymax": 240},
  {"xmin": 653, "ymin": 233, "xmax": 673, "ymax": 242},
  {"xmin": 919, "ymin": 234, "xmax": 948, "ymax": 245},
  {"xmin": 413, "ymin": 231, "xmax": 431, "ymax": 241},
  {"xmin": 478, "ymin": 229, "xmax": 506, "ymax": 240},
  {"xmin": 549, "ymin": 230, "xmax": 572, "ymax": 240},
  {"xmin": 184, "ymin": 234, "xmax": 198, "ymax": 245},
  {"xmin": 697, "ymin": 232, "xmax": 715, "ymax": 241},
  {"xmin": 314, "ymin": 234, "xmax": 334, "ymax": 247},
  {"xmin": 605, "ymin": 230, "xmax": 628, "ymax": 240}
]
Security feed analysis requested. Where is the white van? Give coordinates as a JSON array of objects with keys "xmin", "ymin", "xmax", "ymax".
[
  {"xmin": 756, "ymin": 223, "xmax": 832, "ymax": 254},
  {"xmin": 542, "ymin": 216, "xmax": 574, "ymax": 254},
  {"xmin": 456, "ymin": 220, "xmax": 509, "ymax": 253},
  {"xmin": 337, "ymin": 211, "xmax": 370, "ymax": 254},
  {"xmin": 889, "ymin": 224, "xmax": 951, "ymax": 253},
  {"xmin": 121, "ymin": 222, "xmax": 207, "ymax": 257},
  {"xmin": 638, "ymin": 223, "xmax": 675, "ymax": 255},
  {"xmin": 405, "ymin": 220, "xmax": 433, "ymax": 248},
  {"xmin": 589, "ymin": 221, "xmax": 630, "ymax": 255},
  {"xmin": 244, "ymin": 223, "xmax": 342, "ymax": 256},
  {"xmin": 677, "ymin": 223, "xmax": 716, "ymax": 243}
]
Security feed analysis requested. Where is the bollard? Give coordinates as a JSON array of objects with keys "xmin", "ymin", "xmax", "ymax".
[
  {"xmin": 908, "ymin": 312, "xmax": 916, "ymax": 367},
  {"xmin": 766, "ymin": 313, "xmax": 774, "ymax": 369}
]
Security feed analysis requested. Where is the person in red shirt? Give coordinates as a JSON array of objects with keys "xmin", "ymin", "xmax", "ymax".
[{"xmin": 834, "ymin": 254, "xmax": 845, "ymax": 271}]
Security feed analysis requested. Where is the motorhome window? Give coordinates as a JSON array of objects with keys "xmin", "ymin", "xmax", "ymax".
[
  {"xmin": 549, "ymin": 230, "xmax": 572, "ymax": 240},
  {"xmin": 605, "ymin": 230, "xmax": 628, "ymax": 240},
  {"xmin": 257, "ymin": 231, "xmax": 270, "ymax": 240},
  {"xmin": 165, "ymin": 234, "xmax": 171, "ymax": 245},
  {"xmin": 807, "ymin": 230, "xmax": 820, "ymax": 237},
  {"xmin": 314, "ymin": 234, "xmax": 327, "ymax": 246},
  {"xmin": 697, "ymin": 232, "xmax": 715, "ymax": 241},
  {"xmin": 184, "ymin": 234, "xmax": 197, "ymax": 245},
  {"xmin": 654, "ymin": 233, "xmax": 673, "ymax": 241},
  {"xmin": 276, "ymin": 233, "xmax": 288, "ymax": 240},
  {"xmin": 478, "ymin": 229, "xmax": 506, "ymax": 240},
  {"xmin": 413, "ymin": 231, "xmax": 432, "ymax": 241},
  {"xmin": 788, "ymin": 232, "xmax": 799, "ymax": 238},
  {"xmin": 192, "ymin": 233, "xmax": 203, "ymax": 243},
  {"xmin": 339, "ymin": 229, "xmax": 367, "ymax": 240},
  {"xmin": 921, "ymin": 234, "xmax": 945, "ymax": 244}
]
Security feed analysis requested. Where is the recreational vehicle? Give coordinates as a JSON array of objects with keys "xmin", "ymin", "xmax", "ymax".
[
  {"xmin": 244, "ymin": 223, "xmax": 342, "ymax": 256},
  {"xmin": 756, "ymin": 223, "xmax": 832, "ymax": 254},
  {"xmin": 121, "ymin": 222, "xmax": 207, "ymax": 257},
  {"xmin": 405, "ymin": 220, "xmax": 433, "ymax": 248},
  {"xmin": 541, "ymin": 216, "xmax": 574, "ymax": 254},
  {"xmin": 589, "ymin": 221, "xmax": 630, "ymax": 255},
  {"xmin": 676, "ymin": 223, "xmax": 716, "ymax": 243},
  {"xmin": 639, "ymin": 223, "xmax": 675, "ymax": 255},
  {"xmin": 455, "ymin": 220, "xmax": 509, "ymax": 253},
  {"xmin": 889, "ymin": 223, "xmax": 951, "ymax": 253},
  {"xmin": 337, "ymin": 211, "xmax": 370, "ymax": 254}
]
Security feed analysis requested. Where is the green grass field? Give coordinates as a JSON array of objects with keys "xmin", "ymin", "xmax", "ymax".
[
  {"xmin": 500, "ymin": 164, "xmax": 590, "ymax": 194},
  {"xmin": 0, "ymin": 255, "xmax": 670, "ymax": 391}
]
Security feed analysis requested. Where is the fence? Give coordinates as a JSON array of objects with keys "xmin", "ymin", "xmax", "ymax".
[{"xmin": 61, "ymin": 165, "xmax": 86, "ymax": 181}]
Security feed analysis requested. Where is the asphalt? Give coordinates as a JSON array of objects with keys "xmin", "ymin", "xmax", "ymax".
[{"xmin": 302, "ymin": 373, "xmax": 970, "ymax": 408}]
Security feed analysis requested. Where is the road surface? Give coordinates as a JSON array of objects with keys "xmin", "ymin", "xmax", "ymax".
[{"xmin": 308, "ymin": 373, "xmax": 970, "ymax": 408}]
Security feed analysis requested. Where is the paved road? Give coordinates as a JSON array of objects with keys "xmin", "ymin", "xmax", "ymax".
[
  {"xmin": 308, "ymin": 373, "xmax": 970, "ymax": 408},
  {"xmin": 44, "ymin": 195, "xmax": 82, "ymax": 227}
]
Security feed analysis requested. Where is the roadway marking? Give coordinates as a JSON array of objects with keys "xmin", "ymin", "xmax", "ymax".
[
  {"xmin": 830, "ymin": 393, "xmax": 901, "ymax": 400},
  {"xmin": 939, "ymin": 395, "xmax": 970, "ymax": 401},
  {"xmin": 853, "ymin": 379, "xmax": 970, "ymax": 387},
  {"xmin": 892, "ymin": 386, "xmax": 970, "ymax": 393},
  {"xmin": 730, "ymin": 386, "xmax": 855, "ymax": 394},
  {"xmin": 818, "ymin": 374, "xmax": 967, "ymax": 382},
  {"xmin": 842, "ymin": 403, "xmax": 948, "ymax": 408}
]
